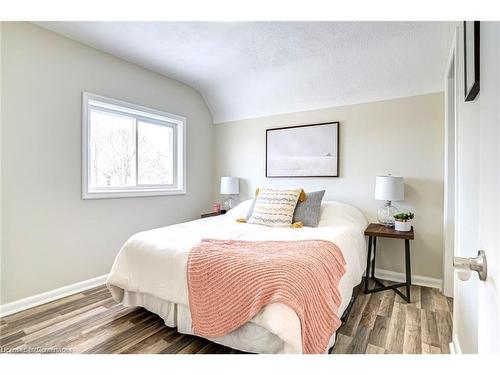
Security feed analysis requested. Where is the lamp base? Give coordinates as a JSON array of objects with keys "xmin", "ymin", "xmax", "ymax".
[
  {"xmin": 377, "ymin": 201, "xmax": 399, "ymax": 226},
  {"xmin": 223, "ymin": 196, "xmax": 237, "ymax": 211}
]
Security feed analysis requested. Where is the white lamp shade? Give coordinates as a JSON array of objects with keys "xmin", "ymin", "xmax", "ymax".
[
  {"xmin": 220, "ymin": 177, "xmax": 239, "ymax": 195},
  {"xmin": 374, "ymin": 175, "xmax": 404, "ymax": 201}
]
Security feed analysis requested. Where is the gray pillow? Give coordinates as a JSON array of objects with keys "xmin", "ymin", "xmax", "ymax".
[{"xmin": 292, "ymin": 190, "xmax": 326, "ymax": 227}]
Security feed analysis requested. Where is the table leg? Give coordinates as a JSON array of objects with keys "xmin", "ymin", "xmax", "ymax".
[
  {"xmin": 405, "ymin": 239, "xmax": 412, "ymax": 303},
  {"xmin": 371, "ymin": 237, "xmax": 377, "ymax": 278},
  {"xmin": 365, "ymin": 236, "xmax": 372, "ymax": 293}
]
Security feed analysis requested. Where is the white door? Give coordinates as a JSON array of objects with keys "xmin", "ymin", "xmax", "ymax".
[
  {"xmin": 476, "ymin": 22, "xmax": 500, "ymax": 353},
  {"xmin": 452, "ymin": 21, "xmax": 500, "ymax": 354}
]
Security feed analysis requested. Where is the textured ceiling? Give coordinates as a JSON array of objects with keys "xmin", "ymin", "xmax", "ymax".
[{"xmin": 36, "ymin": 22, "xmax": 453, "ymax": 123}]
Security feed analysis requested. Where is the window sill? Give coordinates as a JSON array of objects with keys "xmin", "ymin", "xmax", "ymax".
[{"xmin": 82, "ymin": 188, "xmax": 186, "ymax": 200}]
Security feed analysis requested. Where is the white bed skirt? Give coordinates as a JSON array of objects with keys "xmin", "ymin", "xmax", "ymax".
[{"xmin": 108, "ymin": 285, "xmax": 337, "ymax": 354}]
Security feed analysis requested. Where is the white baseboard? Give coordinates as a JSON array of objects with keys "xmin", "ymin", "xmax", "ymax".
[
  {"xmin": 0, "ymin": 274, "xmax": 108, "ymax": 318},
  {"xmin": 450, "ymin": 334, "xmax": 462, "ymax": 354},
  {"xmin": 373, "ymin": 268, "xmax": 443, "ymax": 291}
]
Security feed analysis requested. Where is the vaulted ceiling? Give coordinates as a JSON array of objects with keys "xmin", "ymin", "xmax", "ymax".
[{"xmin": 36, "ymin": 22, "xmax": 453, "ymax": 123}]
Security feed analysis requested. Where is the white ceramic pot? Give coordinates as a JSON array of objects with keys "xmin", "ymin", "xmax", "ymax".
[{"xmin": 394, "ymin": 220, "xmax": 412, "ymax": 232}]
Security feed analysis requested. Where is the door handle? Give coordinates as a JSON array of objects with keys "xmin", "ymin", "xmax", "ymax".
[{"xmin": 453, "ymin": 250, "xmax": 487, "ymax": 281}]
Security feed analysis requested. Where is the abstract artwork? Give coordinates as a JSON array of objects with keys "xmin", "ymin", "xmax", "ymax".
[{"xmin": 266, "ymin": 122, "xmax": 339, "ymax": 177}]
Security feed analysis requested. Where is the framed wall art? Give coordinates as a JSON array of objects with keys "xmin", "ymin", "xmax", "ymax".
[
  {"xmin": 266, "ymin": 122, "xmax": 339, "ymax": 178},
  {"xmin": 464, "ymin": 21, "xmax": 480, "ymax": 102}
]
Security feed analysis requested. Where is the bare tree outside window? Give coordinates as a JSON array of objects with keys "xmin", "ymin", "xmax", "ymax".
[
  {"xmin": 90, "ymin": 110, "xmax": 136, "ymax": 188},
  {"xmin": 137, "ymin": 121, "xmax": 173, "ymax": 185}
]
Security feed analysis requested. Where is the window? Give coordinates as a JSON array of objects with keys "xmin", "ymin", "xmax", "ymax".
[{"xmin": 82, "ymin": 93, "xmax": 186, "ymax": 199}]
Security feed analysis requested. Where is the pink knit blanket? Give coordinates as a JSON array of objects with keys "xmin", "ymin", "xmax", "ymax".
[{"xmin": 187, "ymin": 239, "xmax": 346, "ymax": 354}]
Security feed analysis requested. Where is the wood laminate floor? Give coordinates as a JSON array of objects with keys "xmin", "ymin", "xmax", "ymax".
[{"xmin": 0, "ymin": 280, "xmax": 452, "ymax": 354}]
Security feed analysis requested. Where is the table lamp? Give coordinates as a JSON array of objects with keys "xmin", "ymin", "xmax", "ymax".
[
  {"xmin": 375, "ymin": 175, "xmax": 404, "ymax": 226},
  {"xmin": 220, "ymin": 176, "xmax": 239, "ymax": 212}
]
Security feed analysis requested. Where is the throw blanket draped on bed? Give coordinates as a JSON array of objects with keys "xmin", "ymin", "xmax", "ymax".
[{"xmin": 187, "ymin": 239, "xmax": 346, "ymax": 354}]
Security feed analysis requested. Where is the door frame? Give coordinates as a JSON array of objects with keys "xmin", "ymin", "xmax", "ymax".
[{"xmin": 443, "ymin": 27, "xmax": 459, "ymax": 298}]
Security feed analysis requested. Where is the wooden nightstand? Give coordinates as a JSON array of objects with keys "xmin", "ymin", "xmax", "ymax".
[
  {"xmin": 200, "ymin": 212, "xmax": 223, "ymax": 218},
  {"xmin": 364, "ymin": 223, "xmax": 414, "ymax": 303}
]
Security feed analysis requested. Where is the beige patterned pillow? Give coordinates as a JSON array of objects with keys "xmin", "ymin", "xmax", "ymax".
[{"xmin": 247, "ymin": 188, "xmax": 302, "ymax": 227}]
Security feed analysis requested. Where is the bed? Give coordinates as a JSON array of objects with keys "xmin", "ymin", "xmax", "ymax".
[{"xmin": 106, "ymin": 200, "xmax": 368, "ymax": 354}]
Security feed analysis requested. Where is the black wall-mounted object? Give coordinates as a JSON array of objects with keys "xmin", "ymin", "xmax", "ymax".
[{"xmin": 464, "ymin": 21, "xmax": 480, "ymax": 102}]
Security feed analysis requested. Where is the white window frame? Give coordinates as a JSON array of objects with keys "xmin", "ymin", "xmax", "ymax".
[{"xmin": 82, "ymin": 92, "xmax": 186, "ymax": 199}]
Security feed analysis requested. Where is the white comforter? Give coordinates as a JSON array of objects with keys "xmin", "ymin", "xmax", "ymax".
[{"xmin": 107, "ymin": 200, "xmax": 368, "ymax": 353}]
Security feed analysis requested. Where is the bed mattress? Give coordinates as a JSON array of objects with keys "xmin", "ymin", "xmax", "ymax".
[{"xmin": 107, "ymin": 200, "xmax": 368, "ymax": 353}]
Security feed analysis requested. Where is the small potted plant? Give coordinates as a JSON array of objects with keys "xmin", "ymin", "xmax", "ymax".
[{"xmin": 393, "ymin": 212, "xmax": 414, "ymax": 232}]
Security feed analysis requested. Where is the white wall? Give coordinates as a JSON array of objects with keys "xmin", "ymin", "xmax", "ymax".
[
  {"xmin": 215, "ymin": 93, "xmax": 444, "ymax": 280},
  {"xmin": 0, "ymin": 22, "xmax": 214, "ymax": 304}
]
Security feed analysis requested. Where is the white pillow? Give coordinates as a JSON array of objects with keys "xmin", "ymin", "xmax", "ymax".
[
  {"xmin": 319, "ymin": 201, "xmax": 368, "ymax": 228},
  {"xmin": 226, "ymin": 199, "xmax": 253, "ymax": 218},
  {"xmin": 247, "ymin": 188, "xmax": 302, "ymax": 227}
]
